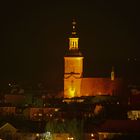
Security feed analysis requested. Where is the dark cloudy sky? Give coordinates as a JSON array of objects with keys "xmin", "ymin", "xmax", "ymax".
[{"xmin": 0, "ymin": 0, "xmax": 139, "ymax": 85}]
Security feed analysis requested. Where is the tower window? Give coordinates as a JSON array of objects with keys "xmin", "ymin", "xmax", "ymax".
[{"xmin": 73, "ymin": 42, "xmax": 75, "ymax": 47}]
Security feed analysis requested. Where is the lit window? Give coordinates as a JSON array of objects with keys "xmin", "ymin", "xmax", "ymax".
[
  {"xmin": 38, "ymin": 113, "xmax": 42, "ymax": 116},
  {"xmin": 68, "ymin": 137, "xmax": 74, "ymax": 140},
  {"xmin": 55, "ymin": 108, "xmax": 59, "ymax": 112},
  {"xmin": 36, "ymin": 133, "xmax": 39, "ymax": 137},
  {"xmin": 91, "ymin": 133, "xmax": 94, "ymax": 137}
]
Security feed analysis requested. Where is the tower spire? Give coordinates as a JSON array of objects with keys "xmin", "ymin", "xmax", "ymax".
[
  {"xmin": 69, "ymin": 19, "xmax": 79, "ymax": 50},
  {"xmin": 111, "ymin": 66, "xmax": 115, "ymax": 81}
]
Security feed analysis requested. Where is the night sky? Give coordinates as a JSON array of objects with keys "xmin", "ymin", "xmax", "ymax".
[{"xmin": 0, "ymin": 0, "xmax": 139, "ymax": 87}]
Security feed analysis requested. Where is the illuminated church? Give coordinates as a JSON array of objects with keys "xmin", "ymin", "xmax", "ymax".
[{"xmin": 64, "ymin": 20, "xmax": 123, "ymax": 98}]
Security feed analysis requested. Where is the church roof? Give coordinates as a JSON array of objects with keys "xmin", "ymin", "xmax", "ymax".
[
  {"xmin": 0, "ymin": 123, "xmax": 17, "ymax": 133},
  {"xmin": 81, "ymin": 77, "xmax": 124, "ymax": 96}
]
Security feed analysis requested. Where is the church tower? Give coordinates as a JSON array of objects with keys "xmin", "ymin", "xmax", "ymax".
[{"xmin": 64, "ymin": 20, "xmax": 84, "ymax": 98}]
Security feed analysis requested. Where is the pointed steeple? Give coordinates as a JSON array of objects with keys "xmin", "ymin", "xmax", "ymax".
[{"xmin": 111, "ymin": 66, "xmax": 115, "ymax": 81}]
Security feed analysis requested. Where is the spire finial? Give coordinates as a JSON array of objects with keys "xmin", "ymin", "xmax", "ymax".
[{"xmin": 72, "ymin": 18, "xmax": 76, "ymax": 35}]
